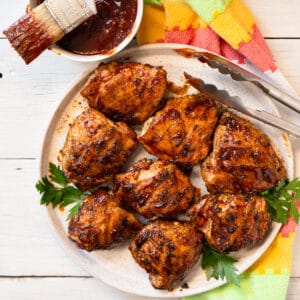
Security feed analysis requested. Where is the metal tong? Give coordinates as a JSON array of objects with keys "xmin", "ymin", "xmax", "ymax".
[{"xmin": 187, "ymin": 51, "xmax": 300, "ymax": 137}]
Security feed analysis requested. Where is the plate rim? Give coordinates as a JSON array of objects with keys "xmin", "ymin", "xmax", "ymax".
[{"xmin": 38, "ymin": 43, "xmax": 294, "ymax": 298}]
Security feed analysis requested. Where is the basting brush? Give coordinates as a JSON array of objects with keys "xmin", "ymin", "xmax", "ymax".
[{"xmin": 3, "ymin": 0, "xmax": 97, "ymax": 64}]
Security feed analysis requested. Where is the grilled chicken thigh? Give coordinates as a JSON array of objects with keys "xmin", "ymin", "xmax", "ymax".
[
  {"xmin": 188, "ymin": 193, "xmax": 271, "ymax": 253},
  {"xmin": 139, "ymin": 93, "xmax": 219, "ymax": 165},
  {"xmin": 59, "ymin": 108, "xmax": 137, "ymax": 190},
  {"xmin": 81, "ymin": 61, "xmax": 167, "ymax": 125},
  {"xmin": 129, "ymin": 220, "xmax": 203, "ymax": 289},
  {"xmin": 201, "ymin": 112, "xmax": 286, "ymax": 193},
  {"xmin": 68, "ymin": 189, "xmax": 142, "ymax": 251},
  {"xmin": 114, "ymin": 158, "xmax": 195, "ymax": 219}
]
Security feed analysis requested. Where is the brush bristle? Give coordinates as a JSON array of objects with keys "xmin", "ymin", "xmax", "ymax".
[{"xmin": 3, "ymin": 3, "xmax": 64, "ymax": 64}]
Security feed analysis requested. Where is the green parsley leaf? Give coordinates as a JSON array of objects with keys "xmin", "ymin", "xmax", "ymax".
[
  {"xmin": 202, "ymin": 243, "xmax": 240, "ymax": 286},
  {"xmin": 49, "ymin": 162, "xmax": 68, "ymax": 186},
  {"xmin": 36, "ymin": 163, "xmax": 85, "ymax": 219},
  {"xmin": 67, "ymin": 201, "xmax": 82, "ymax": 221},
  {"xmin": 61, "ymin": 186, "xmax": 85, "ymax": 207},
  {"xmin": 290, "ymin": 202, "xmax": 299, "ymax": 224},
  {"xmin": 261, "ymin": 178, "xmax": 300, "ymax": 224},
  {"xmin": 36, "ymin": 176, "xmax": 53, "ymax": 192}
]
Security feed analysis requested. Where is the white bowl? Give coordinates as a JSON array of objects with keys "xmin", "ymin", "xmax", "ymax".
[{"xmin": 30, "ymin": 0, "xmax": 143, "ymax": 62}]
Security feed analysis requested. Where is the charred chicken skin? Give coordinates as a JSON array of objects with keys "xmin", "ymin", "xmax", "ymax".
[
  {"xmin": 114, "ymin": 158, "xmax": 195, "ymax": 219},
  {"xmin": 201, "ymin": 112, "xmax": 286, "ymax": 193},
  {"xmin": 139, "ymin": 93, "xmax": 219, "ymax": 165},
  {"xmin": 129, "ymin": 220, "xmax": 203, "ymax": 290},
  {"xmin": 80, "ymin": 61, "xmax": 167, "ymax": 125},
  {"xmin": 68, "ymin": 189, "xmax": 142, "ymax": 251},
  {"xmin": 59, "ymin": 108, "xmax": 137, "ymax": 191},
  {"xmin": 188, "ymin": 193, "xmax": 271, "ymax": 253}
]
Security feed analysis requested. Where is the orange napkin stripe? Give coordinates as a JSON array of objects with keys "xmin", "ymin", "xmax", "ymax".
[
  {"xmin": 162, "ymin": 0, "xmax": 207, "ymax": 30},
  {"xmin": 137, "ymin": 5, "xmax": 165, "ymax": 44}
]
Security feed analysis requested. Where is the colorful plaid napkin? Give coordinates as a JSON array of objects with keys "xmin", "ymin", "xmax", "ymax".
[
  {"xmin": 138, "ymin": 0, "xmax": 276, "ymax": 72},
  {"xmin": 137, "ymin": 1, "xmax": 297, "ymax": 299}
]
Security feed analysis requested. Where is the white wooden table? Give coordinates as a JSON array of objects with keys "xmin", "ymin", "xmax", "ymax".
[{"xmin": 0, "ymin": 1, "xmax": 299, "ymax": 299}]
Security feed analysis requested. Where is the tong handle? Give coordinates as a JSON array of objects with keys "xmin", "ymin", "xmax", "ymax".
[
  {"xmin": 253, "ymin": 109, "xmax": 300, "ymax": 137},
  {"xmin": 197, "ymin": 51, "xmax": 300, "ymax": 113},
  {"xmin": 254, "ymin": 79, "xmax": 300, "ymax": 113}
]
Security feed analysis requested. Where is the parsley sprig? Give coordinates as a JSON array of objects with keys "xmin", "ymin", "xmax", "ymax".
[
  {"xmin": 202, "ymin": 243, "xmax": 240, "ymax": 286},
  {"xmin": 36, "ymin": 163, "xmax": 87, "ymax": 220},
  {"xmin": 261, "ymin": 178, "xmax": 300, "ymax": 224}
]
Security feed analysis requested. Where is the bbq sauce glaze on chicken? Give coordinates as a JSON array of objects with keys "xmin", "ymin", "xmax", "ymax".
[
  {"xmin": 81, "ymin": 61, "xmax": 167, "ymax": 125},
  {"xmin": 68, "ymin": 189, "xmax": 142, "ymax": 251},
  {"xmin": 129, "ymin": 220, "xmax": 203, "ymax": 290},
  {"xmin": 58, "ymin": 108, "xmax": 137, "ymax": 191},
  {"xmin": 114, "ymin": 158, "xmax": 195, "ymax": 219},
  {"xmin": 37, "ymin": 0, "xmax": 137, "ymax": 55},
  {"xmin": 188, "ymin": 194, "xmax": 272, "ymax": 253},
  {"xmin": 201, "ymin": 112, "xmax": 286, "ymax": 193}
]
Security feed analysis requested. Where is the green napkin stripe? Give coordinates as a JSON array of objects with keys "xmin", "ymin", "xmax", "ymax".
[
  {"xmin": 184, "ymin": 272, "xmax": 290, "ymax": 300},
  {"xmin": 185, "ymin": 0, "xmax": 231, "ymax": 23}
]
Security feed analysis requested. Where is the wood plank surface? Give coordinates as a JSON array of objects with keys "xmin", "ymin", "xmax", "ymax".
[
  {"xmin": 0, "ymin": 276, "xmax": 299, "ymax": 300},
  {"xmin": 244, "ymin": 0, "xmax": 300, "ymax": 38},
  {"xmin": 287, "ymin": 278, "xmax": 300, "ymax": 300},
  {"xmin": 0, "ymin": 40, "xmax": 96, "ymax": 158},
  {"xmin": 0, "ymin": 160, "xmax": 87, "ymax": 276},
  {"xmin": 0, "ymin": 277, "xmax": 178, "ymax": 300}
]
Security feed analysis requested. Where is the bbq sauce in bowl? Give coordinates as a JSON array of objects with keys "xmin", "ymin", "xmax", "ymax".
[{"xmin": 37, "ymin": 0, "xmax": 137, "ymax": 55}]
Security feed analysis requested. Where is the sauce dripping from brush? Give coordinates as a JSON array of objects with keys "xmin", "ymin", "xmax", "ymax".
[{"xmin": 37, "ymin": 0, "xmax": 137, "ymax": 55}]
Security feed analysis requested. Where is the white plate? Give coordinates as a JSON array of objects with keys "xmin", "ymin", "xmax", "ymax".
[{"xmin": 39, "ymin": 44, "xmax": 294, "ymax": 298}]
